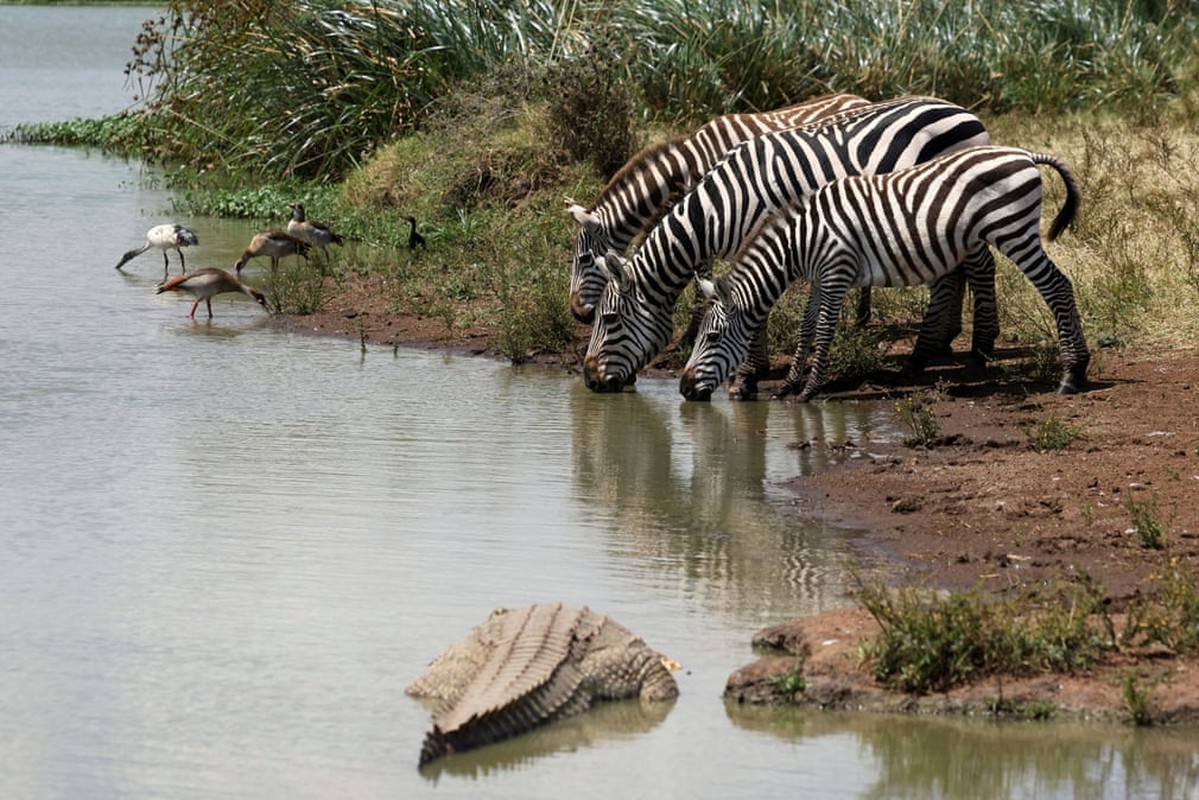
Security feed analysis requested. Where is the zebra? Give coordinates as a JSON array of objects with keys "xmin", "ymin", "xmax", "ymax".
[
  {"xmin": 678, "ymin": 146, "xmax": 1090, "ymax": 403},
  {"xmin": 566, "ymin": 93, "xmax": 871, "ymax": 325},
  {"xmin": 582, "ymin": 95, "xmax": 995, "ymax": 395}
]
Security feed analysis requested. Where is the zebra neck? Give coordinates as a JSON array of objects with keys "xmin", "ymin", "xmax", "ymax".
[{"xmin": 594, "ymin": 140, "xmax": 706, "ymax": 249}]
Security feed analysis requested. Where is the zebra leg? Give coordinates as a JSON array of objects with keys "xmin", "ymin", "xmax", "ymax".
[
  {"xmin": 795, "ymin": 278, "xmax": 853, "ymax": 403},
  {"xmin": 906, "ymin": 265, "xmax": 971, "ymax": 374},
  {"xmin": 775, "ymin": 283, "xmax": 823, "ymax": 399},
  {"xmin": 909, "ymin": 278, "xmax": 961, "ymax": 374},
  {"xmin": 853, "ymin": 286, "xmax": 872, "ymax": 328},
  {"xmin": 960, "ymin": 246, "xmax": 999, "ymax": 380},
  {"xmin": 729, "ymin": 320, "xmax": 770, "ymax": 400},
  {"xmin": 678, "ymin": 262, "xmax": 713, "ymax": 352},
  {"xmin": 1013, "ymin": 250, "xmax": 1090, "ymax": 394}
]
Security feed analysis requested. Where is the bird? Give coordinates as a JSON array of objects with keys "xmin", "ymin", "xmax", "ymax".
[
  {"xmin": 404, "ymin": 215, "xmax": 427, "ymax": 250},
  {"xmin": 156, "ymin": 268, "xmax": 270, "ymax": 319},
  {"xmin": 115, "ymin": 223, "xmax": 199, "ymax": 279},
  {"xmin": 233, "ymin": 230, "xmax": 310, "ymax": 275},
  {"xmin": 286, "ymin": 202, "xmax": 344, "ymax": 259}
]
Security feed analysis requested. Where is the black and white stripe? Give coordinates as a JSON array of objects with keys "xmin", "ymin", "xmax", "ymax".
[
  {"xmin": 678, "ymin": 146, "xmax": 1089, "ymax": 402},
  {"xmin": 566, "ymin": 93, "xmax": 870, "ymax": 324},
  {"xmin": 581, "ymin": 96, "xmax": 995, "ymax": 394}
]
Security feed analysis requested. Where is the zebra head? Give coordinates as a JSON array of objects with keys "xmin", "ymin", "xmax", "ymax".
[
  {"xmin": 679, "ymin": 277, "xmax": 752, "ymax": 401},
  {"xmin": 582, "ymin": 252, "xmax": 674, "ymax": 393},
  {"xmin": 566, "ymin": 203, "xmax": 613, "ymax": 324}
]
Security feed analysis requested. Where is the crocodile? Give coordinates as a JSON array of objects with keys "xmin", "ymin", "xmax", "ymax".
[{"xmin": 407, "ymin": 603, "xmax": 679, "ymax": 767}]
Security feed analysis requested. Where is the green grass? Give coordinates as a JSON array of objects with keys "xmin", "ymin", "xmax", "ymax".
[
  {"xmin": 1122, "ymin": 673, "xmax": 1157, "ymax": 726},
  {"xmin": 769, "ymin": 664, "xmax": 807, "ymax": 700},
  {"xmin": 894, "ymin": 387, "xmax": 944, "ymax": 447},
  {"xmin": 1126, "ymin": 495, "xmax": 1169, "ymax": 550},
  {"xmin": 1125, "ymin": 560, "xmax": 1199, "ymax": 654},
  {"xmin": 854, "ymin": 554, "xmax": 1199, "ymax": 705},
  {"xmin": 1026, "ymin": 414, "xmax": 1087, "ymax": 452},
  {"xmin": 856, "ymin": 579, "xmax": 1114, "ymax": 695}
]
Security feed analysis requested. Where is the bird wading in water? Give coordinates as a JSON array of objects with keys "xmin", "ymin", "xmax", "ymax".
[
  {"xmin": 157, "ymin": 268, "xmax": 270, "ymax": 319},
  {"xmin": 115, "ymin": 224, "xmax": 199, "ymax": 279},
  {"xmin": 233, "ymin": 231, "xmax": 310, "ymax": 275}
]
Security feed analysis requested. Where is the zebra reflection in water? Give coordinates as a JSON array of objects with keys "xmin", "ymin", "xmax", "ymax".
[{"xmin": 569, "ymin": 387, "xmax": 880, "ymax": 613}]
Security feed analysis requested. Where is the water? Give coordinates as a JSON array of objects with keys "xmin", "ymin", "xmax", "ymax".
[{"xmin": 1, "ymin": 6, "xmax": 1196, "ymax": 799}]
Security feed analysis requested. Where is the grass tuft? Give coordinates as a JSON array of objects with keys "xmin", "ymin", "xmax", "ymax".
[
  {"xmin": 1026, "ymin": 414, "xmax": 1087, "ymax": 451},
  {"xmin": 856, "ymin": 578, "xmax": 1115, "ymax": 695}
]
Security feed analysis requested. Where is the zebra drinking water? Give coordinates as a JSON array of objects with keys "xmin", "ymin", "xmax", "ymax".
[
  {"xmin": 678, "ymin": 146, "xmax": 1090, "ymax": 402},
  {"xmin": 582, "ymin": 96, "xmax": 995, "ymax": 395},
  {"xmin": 566, "ymin": 93, "xmax": 871, "ymax": 325}
]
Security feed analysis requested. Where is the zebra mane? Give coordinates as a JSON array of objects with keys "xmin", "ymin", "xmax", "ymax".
[{"xmin": 589, "ymin": 136, "xmax": 689, "ymax": 213}]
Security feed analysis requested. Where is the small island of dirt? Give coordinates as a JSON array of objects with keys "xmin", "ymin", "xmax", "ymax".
[{"xmin": 275, "ymin": 279, "xmax": 1199, "ymax": 725}]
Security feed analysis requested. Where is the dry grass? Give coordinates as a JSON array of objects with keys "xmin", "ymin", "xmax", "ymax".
[{"xmin": 982, "ymin": 112, "xmax": 1199, "ymax": 353}]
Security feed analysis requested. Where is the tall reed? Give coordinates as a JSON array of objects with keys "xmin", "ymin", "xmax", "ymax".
[{"xmin": 120, "ymin": 0, "xmax": 1195, "ymax": 183}]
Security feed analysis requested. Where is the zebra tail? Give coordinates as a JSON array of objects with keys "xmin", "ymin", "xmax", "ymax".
[{"xmin": 1032, "ymin": 152, "xmax": 1081, "ymax": 242}]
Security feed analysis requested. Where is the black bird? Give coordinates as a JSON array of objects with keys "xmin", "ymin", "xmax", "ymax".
[{"xmin": 404, "ymin": 215, "xmax": 427, "ymax": 250}]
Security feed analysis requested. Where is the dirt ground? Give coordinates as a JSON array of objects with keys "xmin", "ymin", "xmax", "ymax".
[{"xmin": 275, "ymin": 275, "xmax": 1199, "ymax": 724}]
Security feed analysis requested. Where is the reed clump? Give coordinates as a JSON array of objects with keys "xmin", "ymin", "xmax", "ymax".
[{"xmin": 101, "ymin": 0, "xmax": 1196, "ymax": 183}]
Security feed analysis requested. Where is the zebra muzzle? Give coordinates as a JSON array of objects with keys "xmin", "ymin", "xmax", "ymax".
[
  {"xmin": 678, "ymin": 371, "xmax": 713, "ymax": 401},
  {"xmin": 569, "ymin": 292, "xmax": 596, "ymax": 324},
  {"xmin": 583, "ymin": 357, "xmax": 626, "ymax": 394}
]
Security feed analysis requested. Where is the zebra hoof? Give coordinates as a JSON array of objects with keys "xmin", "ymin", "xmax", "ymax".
[
  {"xmin": 770, "ymin": 383, "xmax": 798, "ymax": 401},
  {"xmin": 1057, "ymin": 364, "xmax": 1089, "ymax": 395},
  {"xmin": 904, "ymin": 355, "xmax": 928, "ymax": 377},
  {"xmin": 962, "ymin": 356, "xmax": 989, "ymax": 381},
  {"xmin": 1057, "ymin": 378, "xmax": 1087, "ymax": 395},
  {"xmin": 728, "ymin": 382, "xmax": 758, "ymax": 401}
]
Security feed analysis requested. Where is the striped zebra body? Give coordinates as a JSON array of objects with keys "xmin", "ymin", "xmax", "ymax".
[
  {"xmin": 566, "ymin": 93, "xmax": 871, "ymax": 324},
  {"xmin": 582, "ymin": 96, "xmax": 994, "ymax": 394},
  {"xmin": 678, "ymin": 146, "xmax": 1090, "ymax": 402}
]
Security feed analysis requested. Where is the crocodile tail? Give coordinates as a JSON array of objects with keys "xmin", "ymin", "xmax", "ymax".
[
  {"xmin": 419, "ymin": 659, "xmax": 591, "ymax": 767},
  {"xmin": 419, "ymin": 724, "xmax": 452, "ymax": 768}
]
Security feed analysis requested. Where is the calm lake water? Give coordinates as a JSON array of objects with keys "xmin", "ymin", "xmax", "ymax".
[{"xmin": 1, "ymin": 6, "xmax": 1195, "ymax": 799}]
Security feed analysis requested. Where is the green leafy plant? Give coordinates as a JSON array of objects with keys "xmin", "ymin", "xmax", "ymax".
[
  {"xmin": 894, "ymin": 387, "xmax": 944, "ymax": 447},
  {"xmin": 1026, "ymin": 414, "xmax": 1086, "ymax": 451},
  {"xmin": 1127, "ymin": 495, "xmax": 1167, "ymax": 550},
  {"xmin": 855, "ymin": 578, "xmax": 1114, "ymax": 695},
  {"xmin": 1124, "ymin": 560, "xmax": 1199, "ymax": 654},
  {"xmin": 770, "ymin": 664, "xmax": 807, "ymax": 699},
  {"xmin": 1122, "ymin": 673, "xmax": 1156, "ymax": 726}
]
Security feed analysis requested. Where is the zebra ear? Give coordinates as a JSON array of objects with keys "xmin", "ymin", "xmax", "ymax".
[
  {"xmin": 696, "ymin": 277, "xmax": 717, "ymax": 301},
  {"xmin": 600, "ymin": 251, "xmax": 630, "ymax": 289},
  {"xmin": 713, "ymin": 276, "xmax": 734, "ymax": 305},
  {"xmin": 566, "ymin": 203, "xmax": 603, "ymax": 235}
]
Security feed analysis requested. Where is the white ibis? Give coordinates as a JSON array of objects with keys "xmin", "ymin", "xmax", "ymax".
[
  {"xmin": 233, "ymin": 231, "xmax": 309, "ymax": 274},
  {"xmin": 115, "ymin": 223, "xmax": 199, "ymax": 278},
  {"xmin": 156, "ymin": 268, "xmax": 270, "ymax": 319}
]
